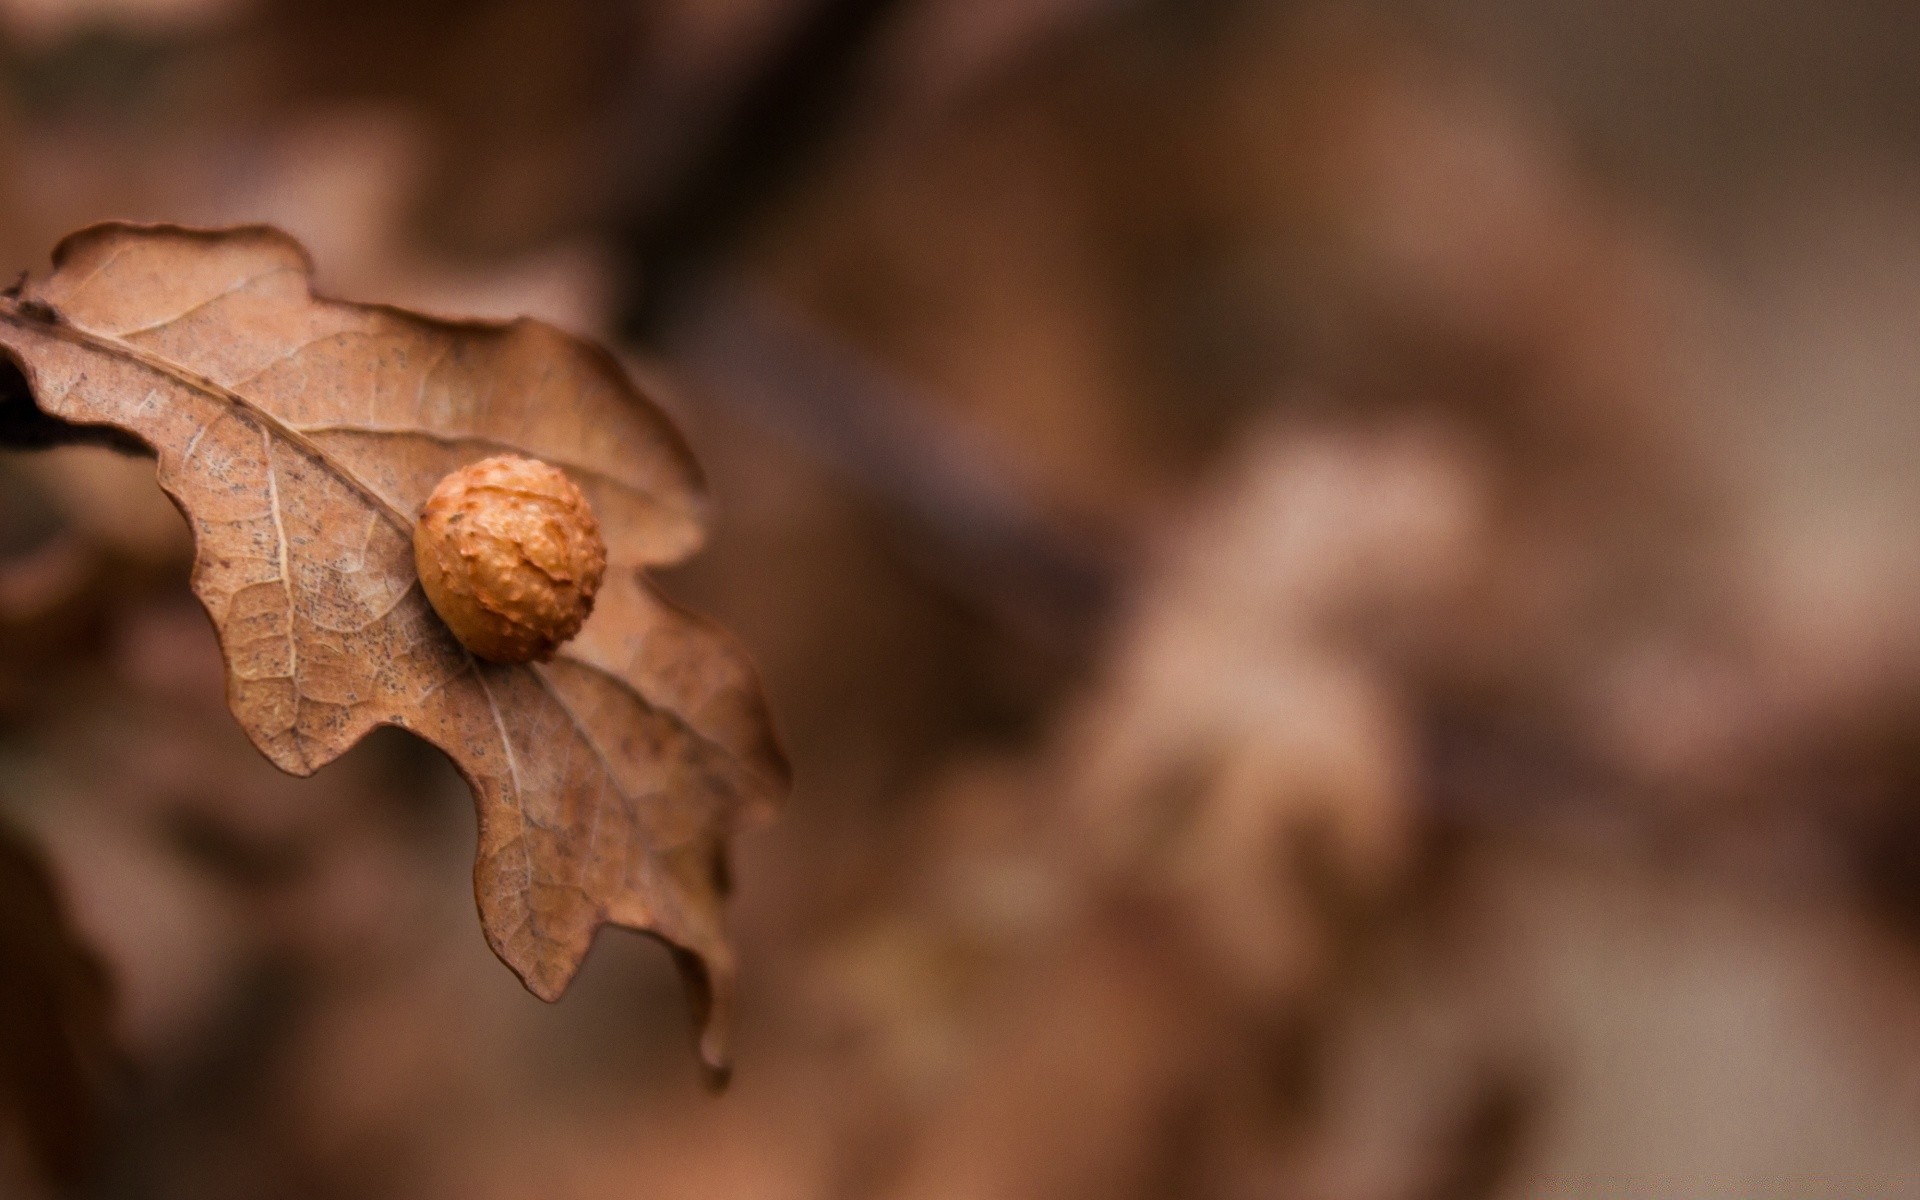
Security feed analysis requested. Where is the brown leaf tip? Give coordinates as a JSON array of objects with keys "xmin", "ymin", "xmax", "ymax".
[{"xmin": 413, "ymin": 455, "xmax": 609, "ymax": 664}]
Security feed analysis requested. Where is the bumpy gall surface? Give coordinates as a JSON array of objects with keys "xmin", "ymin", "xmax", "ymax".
[{"xmin": 413, "ymin": 454, "xmax": 608, "ymax": 663}]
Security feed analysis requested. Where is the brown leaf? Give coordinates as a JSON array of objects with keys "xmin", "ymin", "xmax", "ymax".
[{"xmin": 0, "ymin": 223, "xmax": 788, "ymax": 1077}]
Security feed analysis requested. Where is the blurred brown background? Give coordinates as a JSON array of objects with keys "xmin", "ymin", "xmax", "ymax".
[{"xmin": 9, "ymin": 0, "xmax": 1920, "ymax": 1196}]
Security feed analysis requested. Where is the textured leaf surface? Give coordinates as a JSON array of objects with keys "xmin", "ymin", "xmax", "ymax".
[{"xmin": 0, "ymin": 224, "xmax": 788, "ymax": 1076}]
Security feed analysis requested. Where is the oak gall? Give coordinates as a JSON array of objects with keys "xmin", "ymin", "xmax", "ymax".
[{"xmin": 413, "ymin": 455, "xmax": 608, "ymax": 663}]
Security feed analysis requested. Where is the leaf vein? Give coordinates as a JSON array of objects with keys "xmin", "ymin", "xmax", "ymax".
[{"xmin": 116, "ymin": 264, "xmax": 300, "ymax": 338}]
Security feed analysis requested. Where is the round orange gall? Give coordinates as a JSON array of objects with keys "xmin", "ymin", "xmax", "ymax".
[{"xmin": 413, "ymin": 454, "xmax": 608, "ymax": 663}]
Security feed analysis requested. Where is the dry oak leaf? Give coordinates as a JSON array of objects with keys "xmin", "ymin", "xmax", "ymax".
[{"xmin": 0, "ymin": 223, "xmax": 788, "ymax": 1078}]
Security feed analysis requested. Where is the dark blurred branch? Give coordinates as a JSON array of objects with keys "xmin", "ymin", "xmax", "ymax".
[
  {"xmin": 611, "ymin": 0, "xmax": 1131, "ymax": 661},
  {"xmin": 668, "ymin": 281, "xmax": 1120, "ymax": 660},
  {"xmin": 0, "ymin": 819, "xmax": 120, "ymax": 1190},
  {"xmin": 616, "ymin": 0, "xmax": 913, "ymax": 340}
]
